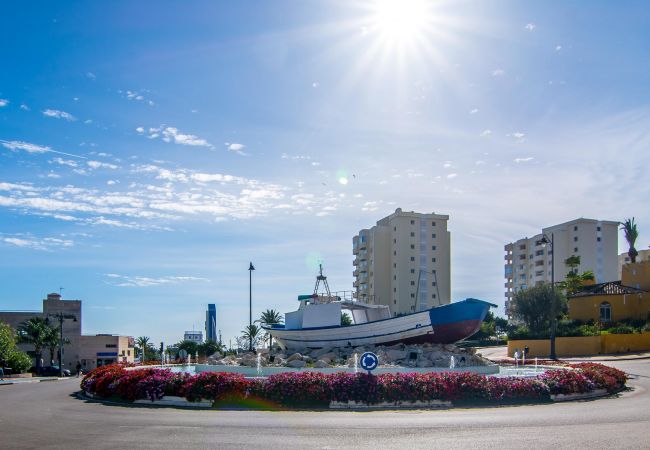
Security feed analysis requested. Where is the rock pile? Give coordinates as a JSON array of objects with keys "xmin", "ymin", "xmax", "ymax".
[{"xmin": 206, "ymin": 343, "xmax": 490, "ymax": 369}]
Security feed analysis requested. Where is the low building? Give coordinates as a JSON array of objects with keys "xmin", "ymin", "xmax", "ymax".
[
  {"xmin": 184, "ymin": 331, "xmax": 203, "ymax": 343},
  {"xmin": 0, "ymin": 293, "xmax": 133, "ymax": 372},
  {"xmin": 569, "ymin": 261, "xmax": 650, "ymax": 323},
  {"xmin": 79, "ymin": 335, "xmax": 135, "ymax": 371}
]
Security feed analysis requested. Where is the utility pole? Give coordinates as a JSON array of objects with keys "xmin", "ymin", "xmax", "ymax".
[{"xmin": 248, "ymin": 262, "xmax": 255, "ymax": 352}]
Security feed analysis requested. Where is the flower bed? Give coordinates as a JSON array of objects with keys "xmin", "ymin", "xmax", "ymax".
[{"xmin": 81, "ymin": 363, "xmax": 626, "ymax": 408}]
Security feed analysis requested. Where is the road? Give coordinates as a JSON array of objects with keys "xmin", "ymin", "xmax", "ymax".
[{"xmin": 0, "ymin": 359, "xmax": 648, "ymax": 449}]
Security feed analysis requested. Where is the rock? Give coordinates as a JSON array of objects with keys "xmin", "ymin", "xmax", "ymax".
[
  {"xmin": 287, "ymin": 359, "xmax": 306, "ymax": 368},
  {"xmin": 314, "ymin": 360, "xmax": 330, "ymax": 368},
  {"xmin": 311, "ymin": 347, "xmax": 333, "ymax": 358},
  {"xmin": 287, "ymin": 352, "xmax": 303, "ymax": 362},
  {"xmin": 302, "ymin": 356, "xmax": 314, "ymax": 363},
  {"xmin": 416, "ymin": 359, "xmax": 433, "ymax": 368},
  {"xmin": 386, "ymin": 349, "xmax": 408, "ymax": 362},
  {"xmin": 318, "ymin": 352, "xmax": 338, "ymax": 363},
  {"xmin": 209, "ymin": 352, "xmax": 222, "ymax": 360}
]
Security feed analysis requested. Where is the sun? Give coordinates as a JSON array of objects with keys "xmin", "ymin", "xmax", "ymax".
[{"xmin": 370, "ymin": 0, "xmax": 432, "ymax": 45}]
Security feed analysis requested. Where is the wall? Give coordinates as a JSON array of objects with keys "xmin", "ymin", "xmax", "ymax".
[
  {"xmin": 79, "ymin": 335, "xmax": 135, "ymax": 371},
  {"xmin": 508, "ymin": 333, "xmax": 650, "ymax": 357},
  {"xmin": 569, "ymin": 292, "xmax": 650, "ymax": 322}
]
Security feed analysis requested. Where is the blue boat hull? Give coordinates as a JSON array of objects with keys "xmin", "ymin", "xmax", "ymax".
[{"xmin": 265, "ymin": 298, "xmax": 495, "ymax": 349}]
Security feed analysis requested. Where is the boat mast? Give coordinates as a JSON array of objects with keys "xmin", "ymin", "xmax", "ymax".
[{"xmin": 313, "ymin": 263, "xmax": 331, "ymax": 297}]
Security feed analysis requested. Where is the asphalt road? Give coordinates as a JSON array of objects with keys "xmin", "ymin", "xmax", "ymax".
[{"xmin": 0, "ymin": 359, "xmax": 648, "ymax": 450}]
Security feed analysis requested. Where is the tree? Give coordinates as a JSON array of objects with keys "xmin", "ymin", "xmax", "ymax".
[
  {"xmin": 241, "ymin": 324, "xmax": 262, "ymax": 350},
  {"xmin": 510, "ymin": 283, "xmax": 566, "ymax": 334},
  {"xmin": 197, "ymin": 340, "xmax": 223, "ymax": 357},
  {"xmin": 176, "ymin": 340, "xmax": 199, "ymax": 357},
  {"xmin": 43, "ymin": 325, "xmax": 68, "ymax": 366},
  {"xmin": 135, "ymin": 336, "xmax": 150, "ymax": 362},
  {"xmin": 621, "ymin": 218, "xmax": 639, "ymax": 263},
  {"xmin": 17, "ymin": 317, "xmax": 53, "ymax": 373},
  {"xmin": 258, "ymin": 309, "xmax": 283, "ymax": 349},
  {"xmin": 561, "ymin": 256, "xmax": 596, "ymax": 296},
  {"xmin": 0, "ymin": 322, "xmax": 32, "ymax": 373},
  {"xmin": 341, "ymin": 312, "xmax": 353, "ymax": 326}
]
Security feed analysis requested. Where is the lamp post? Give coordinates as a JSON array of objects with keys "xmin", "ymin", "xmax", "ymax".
[
  {"xmin": 536, "ymin": 233, "xmax": 556, "ymax": 360},
  {"xmin": 47, "ymin": 313, "xmax": 77, "ymax": 377},
  {"xmin": 248, "ymin": 262, "xmax": 255, "ymax": 352}
]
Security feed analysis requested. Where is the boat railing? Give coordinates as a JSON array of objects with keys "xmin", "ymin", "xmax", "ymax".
[{"xmin": 313, "ymin": 290, "xmax": 376, "ymax": 304}]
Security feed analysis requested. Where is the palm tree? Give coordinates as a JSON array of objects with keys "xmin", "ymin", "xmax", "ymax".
[
  {"xmin": 17, "ymin": 317, "xmax": 52, "ymax": 373},
  {"xmin": 135, "ymin": 336, "xmax": 150, "ymax": 362},
  {"xmin": 258, "ymin": 309, "xmax": 283, "ymax": 349},
  {"xmin": 241, "ymin": 324, "xmax": 262, "ymax": 351},
  {"xmin": 621, "ymin": 218, "xmax": 639, "ymax": 263},
  {"xmin": 44, "ymin": 325, "xmax": 62, "ymax": 366}
]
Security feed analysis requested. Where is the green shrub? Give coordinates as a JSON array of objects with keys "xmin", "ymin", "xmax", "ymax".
[
  {"xmin": 7, "ymin": 350, "xmax": 32, "ymax": 373},
  {"xmin": 606, "ymin": 325, "xmax": 635, "ymax": 335}
]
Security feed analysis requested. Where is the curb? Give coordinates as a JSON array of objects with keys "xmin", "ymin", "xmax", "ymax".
[{"xmin": 0, "ymin": 377, "xmax": 69, "ymax": 386}]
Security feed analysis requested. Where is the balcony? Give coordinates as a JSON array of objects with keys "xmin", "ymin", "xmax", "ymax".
[{"xmin": 353, "ymin": 269, "xmax": 359, "ymax": 277}]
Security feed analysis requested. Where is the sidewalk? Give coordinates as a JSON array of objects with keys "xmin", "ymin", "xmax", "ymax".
[
  {"xmin": 475, "ymin": 345, "xmax": 650, "ymax": 363},
  {"xmin": 0, "ymin": 376, "xmax": 73, "ymax": 386}
]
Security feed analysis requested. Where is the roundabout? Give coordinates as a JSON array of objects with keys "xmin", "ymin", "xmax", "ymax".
[{"xmin": 0, "ymin": 357, "xmax": 648, "ymax": 448}]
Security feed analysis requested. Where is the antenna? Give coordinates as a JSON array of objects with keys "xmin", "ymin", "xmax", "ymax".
[
  {"xmin": 59, "ymin": 287, "xmax": 64, "ymax": 295},
  {"xmin": 313, "ymin": 263, "xmax": 332, "ymax": 297}
]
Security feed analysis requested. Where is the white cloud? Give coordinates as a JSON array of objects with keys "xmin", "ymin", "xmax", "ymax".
[
  {"xmin": 312, "ymin": 82, "xmax": 320, "ymax": 88},
  {"xmin": 492, "ymin": 69, "xmax": 505, "ymax": 77},
  {"xmin": 555, "ymin": 45, "xmax": 562, "ymax": 51},
  {"xmin": 42, "ymin": 109, "xmax": 76, "ymax": 121},
  {"xmin": 447, "ymin": 173, "xmax": 458, "ymax": 179},
  {"xmin": 226, "ymin": 143, "xmax": 246, "ymax": 155},
  {"xmin": 480, "ymin": 129, "xmax": 492, "ymax": 137},
  {"xmin": 469, "ymin": 108, "xmax": 478, "ymax": 114},
  {"xmin": 87, "ymin": 160, "xmax": 119, "ymax": 170},
  {"xmin": 1, "ymin": 234, "xmax": 74, "ymax": 251},
  {"xmin": 514, "ymin": 157, "xmax": 534, "ymax": 163},
  {"xmin": 2, "ymin": 140, "xmax": 51, "ymax": 153},
  {"xmin": 142, "ymin": 125, "xmax": 212, "ymax": 148},
  {"xmin": 103, "ymin": 273, "xmax": 210, "ymax": 287},
  {"xmin": 20, "ymin": 104, "xmax": 30, "ymax": 111},
  {"xmin": 86, "ymin": 72, "xmax": 96, "ymax": 80},
  {"xmin": 0, "ymin": 99, "xmax": 9, "ymax": 107},
  {"xmin": 525, "ymin": 23, "xmax": 536, "ymax": 31}
]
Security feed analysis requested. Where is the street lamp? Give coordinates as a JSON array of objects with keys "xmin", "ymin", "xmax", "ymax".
[
  {"xmin": 47, "ymin": 313, "xmax": 77, "ymax": 377},
  {"xmin": 248, "ymin": 262, "xmax": 255, "ymax": 352},
  {"xmin": 536, "ymin": 233, "xmax": 556, "ymax": 360}
]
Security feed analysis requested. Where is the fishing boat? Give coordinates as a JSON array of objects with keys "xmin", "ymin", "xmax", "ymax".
[{"xmin": 263, "ymin": 266, "xmax": 496, "ymax": 350}]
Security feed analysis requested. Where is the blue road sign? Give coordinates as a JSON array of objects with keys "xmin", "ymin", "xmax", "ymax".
[{"xmin": 360, "ymin": 351, "xmax": 378, "ymax": 373}]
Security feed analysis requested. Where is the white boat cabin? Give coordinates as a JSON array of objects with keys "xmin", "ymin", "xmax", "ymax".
[{"xmin": 284, "ymin": 294, "xmax": 392, "ymax": 330}]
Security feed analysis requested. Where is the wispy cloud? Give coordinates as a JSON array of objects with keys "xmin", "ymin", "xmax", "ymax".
[
  {"xmin": 137, "ymin": 125, "xmax": 212, "ymax": 148},
  {"xmin": 104, "ymin": 273, "xmax": 210, "ymax": 287},
  {"xmin": 492, "ymin": 69, "xmax": 505, "ymax": 77},
  {"xmin": 0, "ymin": 99, "xmax": 9, "ymax": 107},
  {"xmin": 1, "ymin": 233, "xmax": 74, "ymax": 251},
  {"xmin": 87, "ymin": 160, "xmax": 119, "ymax": 170},
  {"xmin": 226, "ymin": 142, "xmax": 246, "ymax": 155},
  {"xmin": 42, "ymin": 109, "xmax": 76, "ymax": 121},
  {"xmin": 514, "ymin": 157, "xmax": 534, "ymax": 163},
  {"xmin": 480, "ymin": 129, "xmax": 492, "ymax": 137},
  {"xmin": 1, "ymin": 140, "xmax": 86, "ymax": 159},
  {"xmin": 525, "ymin": 23, "xmax": 536, "ymax": 31}
]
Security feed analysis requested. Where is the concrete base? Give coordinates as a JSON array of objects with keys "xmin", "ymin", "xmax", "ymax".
[
  {"xmin": 330, "ymin": 399, "xmax": 451, "ymax": 409},
  {"xmin": 550, "ymin": 388, "xmax": 608, "ymax": 402}
]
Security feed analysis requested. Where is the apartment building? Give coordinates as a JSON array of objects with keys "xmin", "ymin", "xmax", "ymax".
[
  {"xmin": 618, "ymin": 249, "xmax": 650, "ymax": 278},
  {"xmin": 353, "ymin": 208, "xmax": 451, "ymax": 316},
  {"xmin": 504, "ymin": 218, "xmax": 619, "ymax": 317},
  {"xmin": 184, "ymin": 330, "xmax": 203, "ymax": 343}
]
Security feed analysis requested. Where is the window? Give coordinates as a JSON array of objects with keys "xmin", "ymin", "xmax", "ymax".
[
  {"xmin": 432, "ymin": 233, "xmax": 436, "ymax": 238},
  {"xmin": 410, "ymin": 293, "xmax": 415, "ymax": 298},
  {"xmin": 432, "ymin": 282, "xmax": 436, "ymax": 286},
  {"xmin": 410, "ymin": 269, "xmax": 415, "ymax": 274},
  {"xmin": 410, "ymin": 256, "xmax": 415, "ymax": 261},
  {"xmin": 432, "ymin": 258, "xmax": 436, "ymax": 262},
  {"xmin": 519, "ymin": 244, "xmax": 526, "ymax": 250},
  {"xmin": 574, "ymin": 225, "xmax": 578, "ymax": 231},
  {"xmin": 105, "ymin": 344, "xmax": 117, "ymax": 348},
  {"xmin": 411, "ymin": 281, "xmax": 415, "ymax": 286},
  {"xmin": 529, "ymin": 254, "xmax": 533, "ymax": 259},
  {"xmin": 597, "ymin": 237, "xmax": 601, "ymax": 242},
  {"xmin": 393, "ymin": 263, "xmax": 397, "ymax": 268},
  {"xmin": 574, "ymin": 247, "xmax": 578, "ymax": 253},
  {"xmin": 432, "ymin": 245, "xmax": 436, "ymax": 250},
  {"xmin": 597, "ymin": 226, "xmax": 601, "ymax": 231},
  {"xmin": 393, "ymin": 275, "xmax": 397, "ymax": 280},
  {"xmin": 432, "ymin": 221, "xmax": 436, "ymax": 226},
  {"xmin": 535, "ymin": 250, "xmax": 544, "ymax": 256},
  {"xmin": 535, "ymin": 270, "xmax": 544, "ymax": 276},
  {"xmin": 519, "ymin": 255, "xmax": 526, "ymax": 260},
  {"xmin": 410, "ymin": 232, "xmax": 415, "ymax": 237},
  {"xmin": 410, "ymin": 220, "xmax": 415, "ymax": 225},
  {"xmin": 394, "ymin": 300, "xmax": 397, "ymax": 304},
  {"xmin": 574, "ymin": 236, "xmax": 578, "ymax": 242},
  {"xmin": 410, "ymin": 244, "xmax": 415, "ymax": 249},
  {"xmin": 599, "ymin": 302, "xmax": 611, "ymax": 322},
  {"xmin": 393, "ymin": 238, "xmax": 396, "ymax": 243},
  {"xmin": 393, "ymin": 287, "xmax": 397, "ymax": 293},
  {"xmin": 432, "ymin": 294, "xmax": 436, "ymax": 298},
  {"xmin": 393, "ymin": 226, "xmax": 396, "ymax": 231},
  {"xmin": 535, "ymin": 260, "xmax": 544, "ymax": 266},
  {"xmin": 394, "ymin": 250, "xmax": 396, "ymax": 256}
]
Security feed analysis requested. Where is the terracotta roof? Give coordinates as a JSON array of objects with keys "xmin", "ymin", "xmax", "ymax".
[{"xmin": 569, "ymin": 281, "xmax": 647, "ymax": 298}]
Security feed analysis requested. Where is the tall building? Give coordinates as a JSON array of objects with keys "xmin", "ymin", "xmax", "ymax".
[
  {"xmin": 205, "ymin": 304, "xmax": 217, "ymax": 342},
  {"xmin": 618, "ymin": 249, "xmax": 650, "ymax": 278},
  {"xmin": 353, "ymin": 208, "xmax": 451, "ymax": 316},
  {"xmin": 504, "ymin": 218, "xmax": 619, "ymax": 317}
]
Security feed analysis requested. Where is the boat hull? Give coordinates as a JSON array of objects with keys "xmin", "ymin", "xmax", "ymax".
[{"xmin": 264, "ymin": 298, "xmax": 494, "ymax": 350}]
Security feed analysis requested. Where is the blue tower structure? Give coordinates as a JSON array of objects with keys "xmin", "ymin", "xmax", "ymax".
[{"xmin": 205, "ymin": 304, "xmax": 217, "ymax": 343}]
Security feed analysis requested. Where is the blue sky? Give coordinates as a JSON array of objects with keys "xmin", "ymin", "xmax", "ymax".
[{"xmin": 1, "ymin": 1, "xmax": 649, "ymax": 347}]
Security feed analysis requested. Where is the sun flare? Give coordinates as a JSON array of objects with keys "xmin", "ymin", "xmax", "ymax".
[{"xmin": 370, "ymin": 0, "xmax": 432, "ymax": 45}]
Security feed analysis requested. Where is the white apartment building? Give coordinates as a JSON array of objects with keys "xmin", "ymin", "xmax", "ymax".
[
  {"xmin": 504, "ymin": 218, "xmax": 619, "ymax": 317},
  {"xmin": 353, "ymin": 208, "xmax": 451, "ymax": 316},
  {"xmin": 184, "ymin": 330, "xmax": 203, "ymax": 343},
  {"xmin": 618, "ymin": 249, "xmax": 650, "ymax": 278}
]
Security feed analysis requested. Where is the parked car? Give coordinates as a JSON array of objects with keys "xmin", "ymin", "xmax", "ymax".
[{"xmin": 40, "ymin": 366, "xmax": 71, "ymax": 377}]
